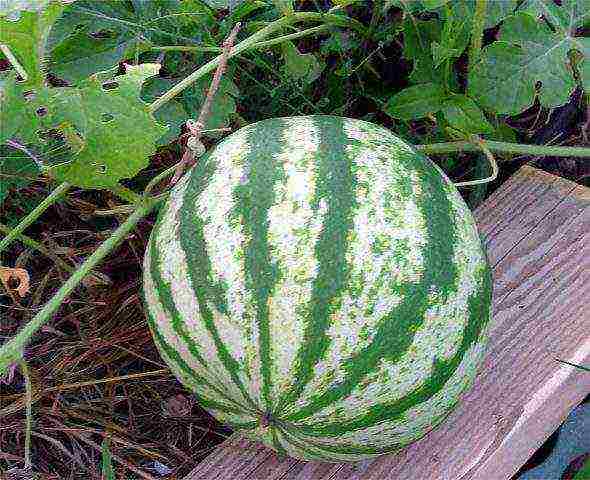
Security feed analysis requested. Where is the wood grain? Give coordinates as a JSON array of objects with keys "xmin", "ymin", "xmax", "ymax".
[{"xmin": 185, "ymin": 166, "xmax": 590, "ymax": 480}]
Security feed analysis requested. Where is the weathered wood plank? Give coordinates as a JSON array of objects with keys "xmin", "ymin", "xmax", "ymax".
[{"xmin": 185, "ymin": 166, "xmax": 590, "ymax": 480}]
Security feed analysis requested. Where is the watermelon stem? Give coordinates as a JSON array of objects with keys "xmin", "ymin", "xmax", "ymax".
[
  {"xmin": 148, "ymin": 12, "xmax": 367, "ymax": 114},
  {"xmin": 0, "ymin": 181, "xmax": 71, "ymax": 257},
  {"xmin": 0, "ymin": 198, "xmax": 160, "ymax": 379},
  {"xmin": 416, "ymin": 140, "xmax": 590, "ymax": 159}
]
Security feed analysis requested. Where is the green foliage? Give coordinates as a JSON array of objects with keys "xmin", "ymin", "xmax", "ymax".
[
  {"xmin": 48, "ymin": 63, "xmax": 167, "ymax": 188},
  {"xmin": 384, "ymin": 83, "xmax": 447, "ymax": 120},
  {"xmin": 48, "ymin": 1, "xmax": 182, "ymax": 84},
  {"xmin": 141, "ymin": 76, "xmax": 188, "ymax": 145},
  {"xmin": 442, "ymin": 95, "xmax": 492, "ymax": 136},
  {"xmin": 281, "ymin": 40, "xmax": 324, "ymax": 83},
  {"xmin": 0, "ymin": 1, "xmax": 67, "ymax": 87},
  {"xmin": 183, "ymin": 73, "xmax": 239, "ymax": 131},
  {"xmin": 0, "ymin": 147, "xmax": 40, "ymax": 205},
  {"xmin": 272, "ymin": 0, "xmax": 293, "ymax": 15},
  {"xmin": 101, "ymin": 437, "xmax": 115, "ymax": 479},
  {"xmin": 573, "ymin": 457, "xmax": 590, "ymax": 480},
  {"xmin": 470, "ymin": 1, "xmax": 590, "ymax": 114}
]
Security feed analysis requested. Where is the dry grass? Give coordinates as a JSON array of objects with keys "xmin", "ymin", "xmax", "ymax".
[{"xmin": 0, "ymin": 158, "xmax": 230, "ymax": 478}]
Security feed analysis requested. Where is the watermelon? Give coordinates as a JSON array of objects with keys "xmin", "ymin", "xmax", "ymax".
[{"xmin": 142, "ymin": 115, "xmax": 492, "ymax": 462}]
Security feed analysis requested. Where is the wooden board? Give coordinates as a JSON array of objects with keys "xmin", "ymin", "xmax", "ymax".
[{"xmin": 185, "ymin": 166, "xmax": 590, "ymax": 480}]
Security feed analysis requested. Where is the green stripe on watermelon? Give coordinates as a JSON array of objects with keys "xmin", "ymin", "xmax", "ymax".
[
  {"xmin": 179, "ymin": 152, "xmax": 260, "ymax": 413},
  {"xmin": 288, "ymin": 263, "xmax": 491, "ymax": 437},
  {"xmin": 226, "ymin": 117, "xmax": 290, "ymax": 412},
  {"xmin": 272, "ymin": 116, "xmax": 360, "ymax": 415},
  {"xmin": 278, "ymin": 133, "xmax": 459, "ymax": 424},
  {"xmin": 144, "ymin": 240, "xmax": 255, "ymax": 418}
]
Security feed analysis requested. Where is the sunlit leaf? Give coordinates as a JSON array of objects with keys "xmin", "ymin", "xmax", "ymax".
[
  {"xmin": 0, "ymin": 2, "xmax": 67, "ymax": 87},
  {"xmin": 281, "ymin": 40, "xmax": 324, "ymax": 83},
  {"xmin": 49, "ymin": 63, "xmax": 167, "ymax": 188}
]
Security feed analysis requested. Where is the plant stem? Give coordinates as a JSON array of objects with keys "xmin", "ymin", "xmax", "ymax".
[
  {"xmin": 250, "ymin": 24, "xmax": 331, "ymax": 49},
  {"xmin": 468, "ymin": 0, "xmax": 487, "ymax": 68},
  {"xmin": 0, "ymin": 223, "xmax": 110, "ymax": 285},
  {"xmin": 109, "ymin": 184, "xmax": 142, "ymax": 205},
  {"xmin": 149, "ymin": 12, "xmax": 365, "ymax": 113},
  {"xmin": 0, "ymin": 44, "xmax": 28, "ymax": 81},
  {"xmin": 0, "ymin": 200, "xmax": 159, "ymax": 376},
  {"xmin": 151, "ymin": 45, "xmax": 222, "ymax": 53},
  {"xmin": 416, "ymin": 140, "xmax": 590, "ymax": 158},
  {"xmin": 0, "ymin": 182, "xmax": 71, "ymax": 257},
  {"xmin": 454, "ymin": 137, "xmax": 498, "ymax": 187}
]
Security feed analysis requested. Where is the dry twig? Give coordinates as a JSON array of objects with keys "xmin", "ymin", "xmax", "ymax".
[{"xmin": 171, "ymin": 22, "xmax": 242, "ymax": 185}]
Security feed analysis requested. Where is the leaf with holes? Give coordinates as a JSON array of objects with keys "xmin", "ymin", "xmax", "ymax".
[
  {"xmin": 141, "ymin": 76, "xmax": 188, "ymax": 145},
  {"xmin": 48, "ymin": 0, "xmax": 179, "ymax": 84},
  {"xmin": 0, "ymin": 146, "xmax": 40, "ymax": 204},
  {"xmin": 469, "ymin": 6, "xmax": 590, "ymax": 115},
  {"xmin": 0, "ymin": 72, "xmax": 57, "ymax": 146},
  {"xmin": 48, "ymin": 63, "xmax": 167, "ymax": 188},
  {"xmin": 0, "ymin": 2, "xmax": 67, "ymax": 87}
]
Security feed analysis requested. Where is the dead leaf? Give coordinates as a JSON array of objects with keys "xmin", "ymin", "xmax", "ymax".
[{"xmin": 0, "ymin": 266, "xmax": 30, "ymax": 297}]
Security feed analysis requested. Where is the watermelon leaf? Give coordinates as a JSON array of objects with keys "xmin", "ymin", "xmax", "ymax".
[
  {"xmin": 442, "ymin": 95, "xmax": 493, "ymax": 136},
  {"xmin": 0, "ymin": 146, "xmax": 41, "ymax": 205},
  {"xmin": 182, "ymin": 73, "xmax": 239, "ymax": 133},
  {"xmin": 469, "ymin": 6, "xmax": 590, "ymax": 115},
  {"xmin": 141, "ymin": 76, "xmax": 189, "ymax": 145},
  {"xmin": 281, "ymin": 41, "xmax": 324, "ymax": 83},
  {"xmin": 384, "ymin": 83, "xmax": 447, "ymax": 120},
  {"xmin": 48, "ymin": 63, "xmax": 167, "ymax": 188},
  {"xmin": 0, "ymin": 1, "xmax": 68, "ymax": 87}
]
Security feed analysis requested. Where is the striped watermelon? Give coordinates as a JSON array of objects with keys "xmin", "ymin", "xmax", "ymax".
[{"xmin": 142, "ymin": 115, "xmax": 492, "ymax": 462}]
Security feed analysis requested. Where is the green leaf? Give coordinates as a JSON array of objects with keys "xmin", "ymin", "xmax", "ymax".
[
  {"xmin": 141, "ymin": 77, "xmax": 188, "ymax": 145},
  {"xmin": 281, "ymin": 41, "xmax": 324, "ymax": 83},
  {"xmin": 0, "ymin": 146, "xmax": 40, "ymax": 204},
  {"xmin": 402, "ymin": 17, "xmax": 447, "ymax": 85},
  {"xmin": 0, "ymin": 73, "xmax": 60, "ymax": 147},
  {"xmin": 446, "ymin": 0, "xmax": 519, "ymax": 29},
  {"xmin": 272, "ymin": 0, "xmax": 293, "ymax": 15},
  {"xmin": 422, "ymin": 0, "xmax": 449, "ymax": 9},
  {"xmin": 519, "ymin": 0, "xmax": 590, "ymax": 32},
  {"xmin": 581, "ymin": 40, "xmax": 590, "ymax": 92},
  {"xmin": 201, "ymin": 0, "xmax": 247, "ymax": 9},
  {"xmin": 182, "ymin": 73, "xmax": 239, "ymax": 132},
  {"xmin": 469, "ymin": 12, "xmax": 577, "ymax": 115},
  {"xmin": 48, "ymin": 1, "xmax": 153, "ymax": 84},
  {"xmin": 48, "ymin": 0, "xmax": 205, "ymax": 84},
  {"xmin": 0, "ymin": 2, "xmax": 66, "ymax": 87},
  {"xmin": 431, "ymin": 42, "xmax": 461, "ymax": 68},
  {"xmin": 442, "ymin": 95, "xmax": 493, "ymax": 135},
  {"xmin": 0, "ymin": 74, "xmax": 32, "ymax": 144},
  {"xmin": 0, "ymin": 0, "xmax": 72, "ymax": 18},
  {"xmin": 384, "ymin": 83, "xmax": 447, "ymax": 120},
  {"xmin": 49, "ymin": 63, "xmax": 167, "ymax": 188}
]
